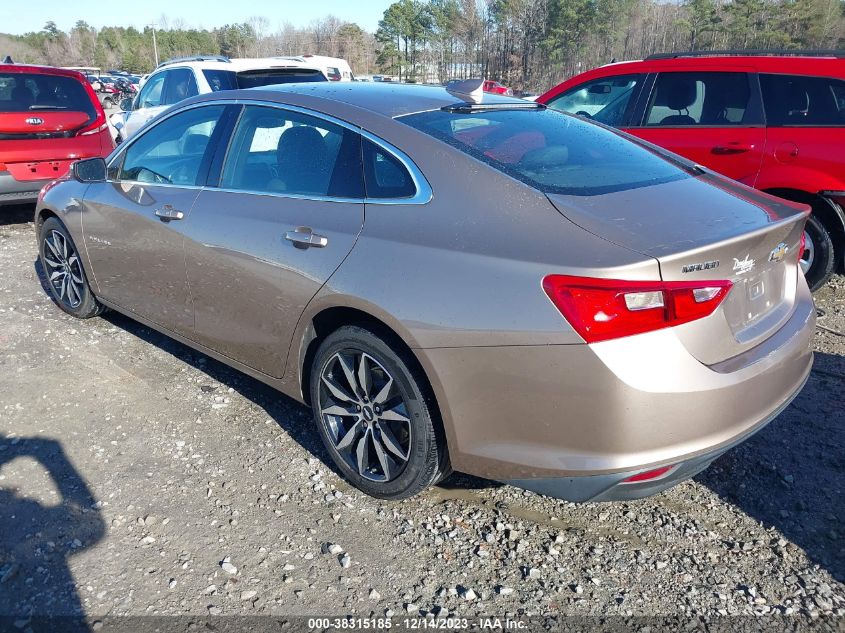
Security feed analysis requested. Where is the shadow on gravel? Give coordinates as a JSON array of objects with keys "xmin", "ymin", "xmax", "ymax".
[
  {"xmin": 0, "ymin": 204, "xmax": 35, "ymax": 227},
  {"xmin": 0, "ymin": 435, "xmax": 104, "ymax": 632},
  {"xmin": 698, "ymin": 352, "xmax": 845, "ymax": 583},
  {"xmin": 100, "ymin": 310, "xmax": 333, "ymax": 465}
]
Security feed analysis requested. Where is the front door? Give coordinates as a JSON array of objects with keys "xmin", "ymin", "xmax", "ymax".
[
  {"xmin": 82, "ymin": 103, "xmax": 228, "ymax": 335},
  {"xmin": 629, "ymin": 71, "xmax": 766, "ymax": 187},
  {"xmin": 182, "ymin": 104, "xmax": 366, "ymax": 377}
]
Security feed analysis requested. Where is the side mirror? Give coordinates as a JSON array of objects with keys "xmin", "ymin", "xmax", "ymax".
[
  {"xmin": 119, "ymin": 97, "xmax": 134, "ymax": 112},
  {"xmin": 71, "ymin": 158, "xmax": 107, "ymax": 183}
]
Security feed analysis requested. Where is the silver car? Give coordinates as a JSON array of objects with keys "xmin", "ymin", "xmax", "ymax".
[{"xmin": 35, "ymin": 83, "xmax": 814, "ymax": 501}]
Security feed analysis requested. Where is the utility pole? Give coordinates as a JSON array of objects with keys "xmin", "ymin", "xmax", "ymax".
[{"xmin": 149, "ymin": 22, "xmax": 159, "ymax": 66}]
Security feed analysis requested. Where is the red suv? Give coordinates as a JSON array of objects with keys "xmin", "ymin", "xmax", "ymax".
[
  {"xmin": 0, "ymin": 64, "xmax": 113, "ymax": 206},
  {"xmin": 539, "ymin": 51, "xmax": 845, "ymax": 290}
]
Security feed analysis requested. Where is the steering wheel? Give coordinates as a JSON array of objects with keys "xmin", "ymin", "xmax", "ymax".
[{"xmin": 575, "ymin": 110, "xmax": 593, "ymax": 119}]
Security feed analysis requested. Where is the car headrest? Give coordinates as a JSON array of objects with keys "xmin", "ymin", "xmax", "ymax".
[
  {"xmin": 666, "ymin": 80, "xmax": 697, "ymax": 111},
  {"xmin": 276, "ymin": 126, "xmax": 327, "ymax": 170}
]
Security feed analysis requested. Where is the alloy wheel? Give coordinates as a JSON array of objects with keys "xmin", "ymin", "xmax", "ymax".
[
  {"xmin": 43, "ymin": 230, "xmax": 84, "ymax": 309},
  {"xmin": 318, "ymin": 351, "xmax": 412, "ymax": 482},
  {"xmin": 799, "ymin": 229, "xmax": 815, "ymax": 276}
]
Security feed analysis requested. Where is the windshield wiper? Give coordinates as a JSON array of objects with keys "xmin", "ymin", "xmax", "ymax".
[{"xmin": 29, "ymin": 105, "xmax": 68, "ymax": 110}]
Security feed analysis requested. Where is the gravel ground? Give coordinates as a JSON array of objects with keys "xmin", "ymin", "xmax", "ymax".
[{"xmin": 0, "ymin": 204, "xmax": 843, "ymax": 625}]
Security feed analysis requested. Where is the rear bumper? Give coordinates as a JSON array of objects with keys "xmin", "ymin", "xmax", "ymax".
[
  {"xmin": 0, "ymin": 171, "xmax": 44, "ymax": 205},
  {"xmin": 503, "ymin": 368, "xmax": 809, "ymax": 502},
  {"xmin": 418, "ymin": 274, "xmax": 815, "ymax": 500}
]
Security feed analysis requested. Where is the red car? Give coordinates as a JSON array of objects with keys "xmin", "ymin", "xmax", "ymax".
[
  {"xmin": 483, "ymin": 80, "xmax": 512, "ymax": 96},
  {"xmin": 0, "ymin": 64, "xmax": 113, "ymax": 206},
  {"xmin": 539, "ymin": 51, "xmax": 845, "ymax": 290}
]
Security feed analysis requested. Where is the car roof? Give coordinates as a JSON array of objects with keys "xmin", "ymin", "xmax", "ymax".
[
  {"xmin": 0, "ymin": 64, "xmax": 88, "ymax": 80},
  {"xmin": 241, "ymin": 81, "xmax": 527, "ymax": 118},
  {"xmin": 153, "ymin": 57, "xmax": 323, "ymax": 74},
  {"xmin": 594, "ymin": 53, "xmax": 845, "ymax": 74}
]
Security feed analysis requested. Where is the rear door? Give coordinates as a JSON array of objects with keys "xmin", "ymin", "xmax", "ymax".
[
  {"xmin": 629, "ymin": 71, "xmax": 766, "ymax": 187},
  {"xmin": 82, "ymin": 103, "xmax": 232, "ymax": 335},
  {"xmin": 182, "ymin": 104, "xmax": 365, "ymax": 377},
  {"xmin": 757, "ymin": 73, "xmax": 845, "ymax": 189}
]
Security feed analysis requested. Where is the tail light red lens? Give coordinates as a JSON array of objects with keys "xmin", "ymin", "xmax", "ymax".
[
  {"xmin": 797, "ymin": 230, "xmax": 806, "ymax": 263},
  {"xmin": 542, "ymin": 275, "xmax": 733, "ymax": 343},
  {"xmin": 622, "ymin": 465, "xmax": 674, "ymax": 484}
]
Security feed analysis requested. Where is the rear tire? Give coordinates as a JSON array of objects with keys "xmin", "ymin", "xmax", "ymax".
[
  {"xmin": 309, "ymin": 325, "xmax": 448, "ymax": 500},
  {"xmin": 802, "ymin": 214, "xmax": 835, "ymax": 291},
  {"xmin": 38, "ymin": 217, "xmax": 105, "ymax": 319}
]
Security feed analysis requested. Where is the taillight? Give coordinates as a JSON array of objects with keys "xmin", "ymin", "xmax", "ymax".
[
  {"xmin": 542, "ymin": 275, "xmax": 733, "ymax": 343},
  {"xmin": 797, "ymin": 231, "xmax": 806, "ymax": 263},
  {"xmin": 0, "ymin": 163, "xmax": 6, "ymax": 172}
]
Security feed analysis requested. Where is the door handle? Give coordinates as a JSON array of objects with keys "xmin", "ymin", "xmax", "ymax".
[
  {"xmin": 154, "ymin": 205, "xmax": 184, "ymax": 221},
  {"xmin": 285, "ymin": 226, "xmax": 328, "ymax": 249},
  {"xmin": 712, "ymin": 142, "xmax": 755, "ymax": 155}
]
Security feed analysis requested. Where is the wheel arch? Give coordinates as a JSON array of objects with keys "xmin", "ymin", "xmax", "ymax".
[
  {"xmin": 763, "ymin": 187, "xmax": 845, "ymax": 271},
  {"xmin": 291, "ymin": 302, "xmax": 455, "ymax": 461}
]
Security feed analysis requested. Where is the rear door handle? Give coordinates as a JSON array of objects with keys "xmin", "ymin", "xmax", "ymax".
[
  {"xmin": 285, "ymin": 226, "xmax": 328, "ymax": 249},
  {"xmin": 154, "ymin": 205, "xmax": 184, "ymax": 221},
  {"xmin": 712, "ymin": 142, "xmax": 755, "ymax": 155}
]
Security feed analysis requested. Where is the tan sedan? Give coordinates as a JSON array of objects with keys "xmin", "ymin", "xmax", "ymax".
[{"xmin": 34, "ymin": 82, "xmax": 814, "ymax": 501}]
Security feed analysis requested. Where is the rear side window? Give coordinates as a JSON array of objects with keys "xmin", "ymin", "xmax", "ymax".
[
  {"xmin": 760, "ymin": 74, "xmax": 845, "ymax": 126},
  {"xmin": 220, "ymin": 105, "xmax": 363, "ymax": 198},
  {"xmin": 0, "ymin": 72, "xmax": 95, "ymax": 116},
  {"xmin": 401, "ymin": 108, "xmax": 692, "ymax": 196},
  {"xmin": 645, "ymin": 72, "xmax": 754, "ymax": 126},
  {"xmin": 362, "ymin": 139, "xmax": 416, "ymax": 199},
  {"xmin": 547, "ymin": 74, "xmax": 643, "ymax": 127},
  {"xmin": 117, "ymin": 105, "xmax": 225, "ymax": 186}
]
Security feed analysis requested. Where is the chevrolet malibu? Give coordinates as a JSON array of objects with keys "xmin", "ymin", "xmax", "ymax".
[{"xmin": 34, "ymin": 83, "xmax": 814, "ymax": 502}]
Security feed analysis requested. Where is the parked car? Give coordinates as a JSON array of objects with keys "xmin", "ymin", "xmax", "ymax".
[
  {"xmin": 0, "ymin": 63, "xmax": 112, "ymax": 206},
  {"xmin": 483, "ymin": 79, "xmax": 512, "ymax": 95},
  {"xmin": 539, "ymin": 50, "xmax": 845, "ymax": 290},
  {"xmin": 35, "ymin": 83, "xmax": 813, "ymax": 502},
  {"xmin": 113, "ymin": 55, "xmax": 327, "ymax": 141}
]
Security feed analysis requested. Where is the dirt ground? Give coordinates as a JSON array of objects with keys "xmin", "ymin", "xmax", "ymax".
[{"xmin": 0, "ymin": 204, "xmax": 843, "ymax": 627}]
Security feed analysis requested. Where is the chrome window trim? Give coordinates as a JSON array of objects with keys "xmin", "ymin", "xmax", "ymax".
[{"xmin": 105, "ymin": 98, "xmax": 433, "ymax": 205}]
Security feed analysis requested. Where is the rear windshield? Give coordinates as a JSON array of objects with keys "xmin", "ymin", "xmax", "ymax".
[
  {"xmin": 0, "ymin": 72, "xmax": 96, "ymax": 116},
  {"xmin": 400, "ymin": 107, "xmax": 693, "ymax": 196},
  {"xmin": 203, "ymin": 69, "xmax": 327, "ymax": 91}
]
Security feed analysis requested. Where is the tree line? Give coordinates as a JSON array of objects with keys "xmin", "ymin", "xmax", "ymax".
[{"xmin": 1, "ymin": 0, "xmax": 842, "ymax": 93}]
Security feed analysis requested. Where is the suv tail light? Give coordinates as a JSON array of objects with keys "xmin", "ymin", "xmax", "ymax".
[
  {"xmin": 76, "ymin": 79, "xmax": 108, "ymax": 136},
  {"xmin": 797, "ymin": 231, "xmax": 806, "ymax": 263},
  {"xmin": 542, "ymin": 275, "xmax": 733, "ymax": 343}
]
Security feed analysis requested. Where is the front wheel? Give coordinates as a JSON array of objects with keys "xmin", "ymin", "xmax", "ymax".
[
  {"xmin": 38, "ymin": 217, "xmax": 105, "ymax": 319},
  {"xmin": 801, "ymin": 214, "xmax": 835, "ymax": 291},
  {"xmin": 309, "ymin": 325, "xmax": 448, "ymax": 500}
]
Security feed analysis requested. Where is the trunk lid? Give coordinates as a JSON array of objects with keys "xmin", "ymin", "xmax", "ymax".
[{"xmin": 547, "ymin": 173, "xmax": 809, "ymax": 364}]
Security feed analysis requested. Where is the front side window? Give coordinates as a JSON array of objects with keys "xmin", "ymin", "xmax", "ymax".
[
  {"xmin": 220, "ymin": 105, "xmax": 363, "ymax": 198},
  {"xmin": 645, "ymin": 72, "xmax": 753, "ymax": 126},
  {"xmin": 760, "ymin": 73, "xmax": 845, "ymax": 126},
  {"xmin": 137, "ymin": 72, "xmax": 166, "ymax": 109},
  {"xmin": 117, "ymin": 105, "xmax": 225, "ymax": 185},
  {"xmin": 401, "ymin": 108, "xmax": 693, "ymax": 196},
  {"xmin": 547, "ymin": 74, "xmax": 643, "ymax": 127},
  {"xmin": 162, "ymin": 68, "xmax": 198, "ymax": 106}
]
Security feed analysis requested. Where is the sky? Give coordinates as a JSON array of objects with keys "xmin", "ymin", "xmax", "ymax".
[{"xmin": 0, "ymin": 0, "xmax": 390, "ymax": 35}]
